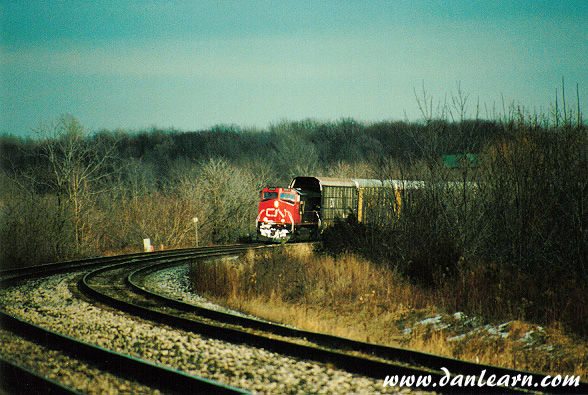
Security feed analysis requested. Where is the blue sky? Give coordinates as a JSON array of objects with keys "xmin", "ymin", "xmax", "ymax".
[{"xmin": 2, "ymin": 1, "xmax": 587, "ymax": 136}]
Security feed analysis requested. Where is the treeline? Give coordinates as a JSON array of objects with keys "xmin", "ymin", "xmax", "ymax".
[
  {"xmin": 0, "ymin": 115, "xmax": 504, "ymax": 267},
  {"xmin": 1, "ymin": 117, "xmax": 502, "ymax": 186}
]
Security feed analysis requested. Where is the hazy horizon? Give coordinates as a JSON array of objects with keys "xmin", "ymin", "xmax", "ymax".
[{"xmin": 2, "ymin": 1, "xmax": 587, "ymax": 137}]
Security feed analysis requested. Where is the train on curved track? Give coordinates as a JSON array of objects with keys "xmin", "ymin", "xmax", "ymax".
[{"xmin": 256, "ymin": 176, "xmax": 425, "ymax": 243}]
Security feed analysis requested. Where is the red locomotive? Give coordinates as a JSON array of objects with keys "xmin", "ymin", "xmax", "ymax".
[
  {"xmin": 256, "ymin": 187, "xmax": 297, "ymax": 242},
  {"xmin": 256, "ymin": 183, "xmax": 322, "ymax": 242}
]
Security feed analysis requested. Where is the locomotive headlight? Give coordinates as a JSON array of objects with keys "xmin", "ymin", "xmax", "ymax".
[
  {"xmin": 274, "ymin": 200, "xmax": 279, "ymax": 208},
  {"xmin": 281, "ymin": 219, "xmax": 285, "ymax": 223},
  {"xmin": 263, "ymin": 217, "xmax": 268, "ymax": 222}
]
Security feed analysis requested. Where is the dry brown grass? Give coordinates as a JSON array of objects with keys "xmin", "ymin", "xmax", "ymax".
[{"xmin": 190, "ymin": 245, "xmax": 588, "ymax": 379}]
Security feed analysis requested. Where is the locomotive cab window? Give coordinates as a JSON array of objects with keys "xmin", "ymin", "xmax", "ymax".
[
  {"xmin": 262, "ymin": 192, "xmax": 278, "ymax": 200},
  {"xmin": 280, "ymin": 193, "xmax": 296, "ymax": 203}
]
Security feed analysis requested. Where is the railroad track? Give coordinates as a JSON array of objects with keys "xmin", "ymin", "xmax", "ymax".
[
  {"xmin": 2, "ymin": 245, "xmax": 587, "ymax": 394},
  {"xmin": 79, "ymin": 246, "xmax": 588, "ymax": 394},
  {"xmin": 0, "ymin": 246, "xmax": 256, "ymax": 394}
]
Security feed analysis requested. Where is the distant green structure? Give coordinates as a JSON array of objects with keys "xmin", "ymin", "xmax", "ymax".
[{"xmin": 442, "ymin": 154, "xmax": 481, "ymax": 168}]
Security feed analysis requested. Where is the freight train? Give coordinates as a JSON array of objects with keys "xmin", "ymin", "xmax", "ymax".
[{"xmin": 256, "ymin": 176, "xmax": 425, "ymax": 242}]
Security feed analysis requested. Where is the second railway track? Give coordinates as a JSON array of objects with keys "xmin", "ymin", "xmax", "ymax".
[
  {"xmin": 80, "ymin": 245, "xmax": 588, "ymax": 394},
  {"xmin": 0, "ymin": 246, "xmax": 261, "ymax": 394},
  {"xmin": 1, "ymin": 245, "xmax": 406, "ymax": 394},
  {"xmin": 2, "ymin": 244, "xmax": 587, "ymax": 394}
]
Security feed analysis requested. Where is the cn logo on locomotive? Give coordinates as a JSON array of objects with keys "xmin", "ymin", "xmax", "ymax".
[{"xmin": 265, "ymin": 208, "xmax": 290, "ymax": 220}]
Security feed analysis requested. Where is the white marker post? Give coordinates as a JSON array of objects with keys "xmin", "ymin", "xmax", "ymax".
[{"xmin": 143, "ymin": 238, "xmax": 152, "ymax": 252}]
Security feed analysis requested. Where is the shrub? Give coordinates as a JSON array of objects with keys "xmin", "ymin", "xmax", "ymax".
[
  {"xmin": 440, "ymin": 258, "xmax": 588, "ymax": 336},
  {"xmin": 0, "ymin": 192, "xmax": 76, "ymax": 268}
]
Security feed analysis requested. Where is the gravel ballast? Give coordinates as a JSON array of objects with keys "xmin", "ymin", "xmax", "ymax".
[{"xmin": 0, "ymin": 272, "xmax": 437, "ymax": 394}]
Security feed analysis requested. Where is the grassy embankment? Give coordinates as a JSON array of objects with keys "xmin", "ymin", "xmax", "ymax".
[{"xmin": 190, "ymin": 244, "xmax": 588, "ymax": 379}]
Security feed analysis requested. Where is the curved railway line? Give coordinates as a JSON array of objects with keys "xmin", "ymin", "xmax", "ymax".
[
  {"xmin": 1, "ymin": 244, "xmax": 587, "ymax": 394},
  {"xmin": 1, "ymin": 246, "xmax": 252, "ymax": 395}
]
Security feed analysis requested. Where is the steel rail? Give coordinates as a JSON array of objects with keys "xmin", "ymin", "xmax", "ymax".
[
  {"xmin": 77, "ymin": 245, "xmax": 260, "ymax": 309},
  {"xmin": 0, "ymin": 310, "xmax": 249, "ymax": 395},
  {"xmin": 0, "ymin": 246, "xmax": 258, "ymax": 395},
  {"xmin": 5, "ymin": 245, "xmax": 586, "ymax": 393},
  {"xmin": 0, "ymin": 248, "xmax": 199, "ymax": 288},
  {"xmin": 78, "ymin": 249, "xmax": 573, "ymax": 395},
  {"xmin": 0, "ymin": 245, "xmax": 264, "ymax": 293},
  {"xmin": 129, "ymin": 258, "xmax": 588, "ymax": 395},
  {"xmin": 0, "ymin": 356, "xmax": 84, "ymax": 395},
  {"xmin": 0, "ymin": 245, "xmax": 242, "ymax": 286}
]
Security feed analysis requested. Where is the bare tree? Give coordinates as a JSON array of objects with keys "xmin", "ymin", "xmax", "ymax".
[
  {"xmin": 39, "ymin": 115, "xmax": 119, "ymax": 254},
  {"xmin": 177, "ymin": 157, "xmax": 264, "ymax": 244},
  {"xmin": 269, "ymin": 122, "xmax": 320, "ymax": 181}
]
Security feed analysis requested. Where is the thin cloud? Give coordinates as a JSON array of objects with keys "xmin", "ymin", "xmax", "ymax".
[{"xmin": 2, "ymin": 1, "xmax": 587, "ymax": 135}]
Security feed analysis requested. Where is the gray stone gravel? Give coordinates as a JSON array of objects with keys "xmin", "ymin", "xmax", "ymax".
[
  {"xmin": 0, "ymin": 329, "xmax": 161, "ymax": 394},
  {"xmin": 143, "ymin": 264, "xmax": 258, "ymax": 318},
  {"xmin": 0, "ymin": 272, "xmax": 436, "ymax": 394}
]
